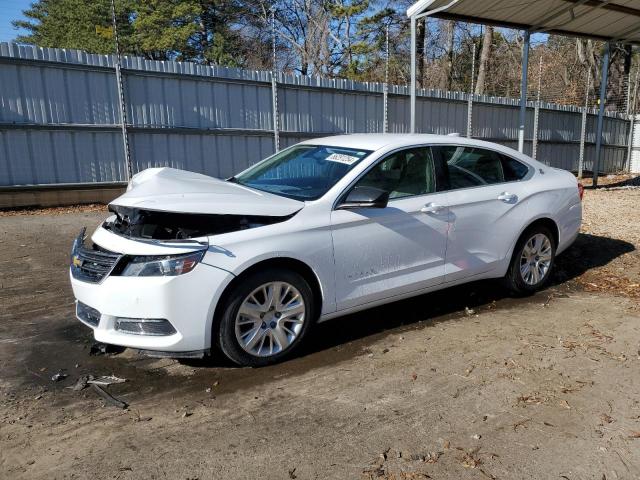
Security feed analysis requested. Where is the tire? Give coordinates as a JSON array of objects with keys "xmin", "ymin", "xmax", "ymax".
[
  {"xmin": 504, "ymin": 225, "xmax": 556, "ymax": 296},
  {"xmin": 216, "ymin": 268, "xmax": 315, "ymax": 367}
]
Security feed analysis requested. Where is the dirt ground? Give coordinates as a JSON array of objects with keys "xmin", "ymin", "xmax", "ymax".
[{"xmin": 2, "ymin": 181, "xmax": 640, "ymax": 480}]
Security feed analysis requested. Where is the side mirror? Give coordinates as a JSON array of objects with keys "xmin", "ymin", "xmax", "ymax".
[{"xmin": 338, "ymin": 186, "xmax": 389, "ymax": 209}]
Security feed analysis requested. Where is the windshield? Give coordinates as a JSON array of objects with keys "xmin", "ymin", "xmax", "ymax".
[{"xmin": 232, "ymin": 145, "xmax": 373, "ymax": 201}]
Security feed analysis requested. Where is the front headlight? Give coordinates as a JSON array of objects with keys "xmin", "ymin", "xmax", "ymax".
[{"xmin": 120, "ymin": 251, "xmax": 205, "ymax": 277}]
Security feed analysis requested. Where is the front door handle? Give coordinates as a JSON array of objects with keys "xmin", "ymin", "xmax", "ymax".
[
  {"xmin": 497, "ymin": 192, "xmax": 518, "ymax": 203},
  {"xmin": 420, "ymin": 202, "xmax": 446, "ymax": 214}
]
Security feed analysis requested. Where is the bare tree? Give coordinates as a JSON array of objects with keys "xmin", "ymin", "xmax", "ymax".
[
  {"xmin": 475, "ymin": 26, "xmax": 492, "ymax": 95},
  {"xmin": 416, "ymin": 18, "xmax": 426, "ymax": 87},
  {"xmin": 607, "ymin": 44, "xmax": 632, "ymax": 111},
  {"xmin": 444, "ymin": 20, "xmax": 455, "ymax": 90}
]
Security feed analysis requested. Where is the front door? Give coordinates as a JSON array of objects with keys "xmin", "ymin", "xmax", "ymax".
[{"xmin": 331, "ymin": 146, "xmax": 449, "ymax": 311}]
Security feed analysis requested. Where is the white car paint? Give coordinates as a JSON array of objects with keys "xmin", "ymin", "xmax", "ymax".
[
  {"xmin": 70, "ymin": 134, "xmax": 582, "ymax": 356},
  {"xmin": 114, "ymin": 167, "xmax": 304, "ymax": 217}
]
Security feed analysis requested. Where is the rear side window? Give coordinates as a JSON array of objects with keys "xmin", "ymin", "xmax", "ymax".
[
  {"xmin": 437, "ymin": 146, "xmax": 529, "ymax": 190},
  {"xmin": 500, "ymin": 154, "xmax": 529, "ymax": 181}
]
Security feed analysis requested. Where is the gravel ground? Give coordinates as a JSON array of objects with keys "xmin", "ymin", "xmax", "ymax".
[
  {"xmin": 1, "ymin": 180, "xmax": 640, "ymax": 480},
  {"xmin": 578, "ymin": 185, "xmax": 640, "ymax": 299}
]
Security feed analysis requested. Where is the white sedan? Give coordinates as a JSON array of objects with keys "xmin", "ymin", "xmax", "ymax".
[{"xmin": 70, "ymin": 134, "xmax": 582, "ymax": 366}]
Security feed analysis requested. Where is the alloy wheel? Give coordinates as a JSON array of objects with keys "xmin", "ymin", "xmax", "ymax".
[
  {"xmin": 519, "ymin": 233, "xmax": 553, "ymax": 286},
  {"xmin": 235, "ymin": 281, "xmax": 306, "ymax": 357}
]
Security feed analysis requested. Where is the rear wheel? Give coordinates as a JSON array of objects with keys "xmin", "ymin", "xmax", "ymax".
[
  {"xmin": 217, "ymin": 269, "xmax": 315, "ymax": 367},
  {"xmin": 505, "ymin": 226, "xmax": 556, "ymax": 295}
]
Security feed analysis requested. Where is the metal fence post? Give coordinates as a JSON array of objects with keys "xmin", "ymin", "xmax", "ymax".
[
  {"xmin": 593, "ymin": 42, "xmax": 610, "ymax": 188},
  {"xmin": 625, "ymin": 67, "xmax": 638, "ymax": 171},
  {"xmin": 270, "ymin": 8, "xmax": 280, "ymax": 152},
  {"xmin": 467, "ymin": 43, "xmax": 476, "ymax": 138},
  {"xmin": 578, "ymin": 71, "xmax": 590, "ymax": 179},
  {"xmin": 383, "ymin": 25, "xmax": 389, "ymax": 134},
  {"xmin": 271, "ymin": 77, "xmax": 280, "ymax": 153},
  {"xmin": 410, "ymin": 15, "xmax": 417, "ymax": 133},
  {"xmin": 110, "ymin": 0, "xmax": 132, "ymax": 181},
  {"xmin": 532, "ymin": 56, "xmax": 543, "ymax": 161},
  {"xmin": 518, "ymin": 31, "xmax": 530, "ymax": 153}
]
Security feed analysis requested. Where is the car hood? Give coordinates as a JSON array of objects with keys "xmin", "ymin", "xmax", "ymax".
[{"xmin": 110, "ymin": 167, "xmax": 304, "ymax": 216}]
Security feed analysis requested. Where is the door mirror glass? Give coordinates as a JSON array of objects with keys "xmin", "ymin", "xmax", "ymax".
[{"xmin": 339, "ymin": 186, "xmax": 389, "ymax": 209}]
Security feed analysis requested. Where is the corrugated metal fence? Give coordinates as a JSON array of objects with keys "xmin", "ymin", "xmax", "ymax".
[{"xmin": 0, "ymin": 42, "xmax": 632, "ymax": 187}]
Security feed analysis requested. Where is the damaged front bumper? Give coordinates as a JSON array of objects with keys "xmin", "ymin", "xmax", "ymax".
[{"xmin": 69, "ymin": 227, "xmax": 235, "ymax": 355}]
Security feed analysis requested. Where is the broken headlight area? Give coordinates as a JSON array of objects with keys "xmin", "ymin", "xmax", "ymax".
[
  {"xmin": 119, "ymin": 251, "xmax": 204, "ymax": 277},
  {"xmin": 105, "ymin": 205, "xmax": 294, "ymax": 240}
]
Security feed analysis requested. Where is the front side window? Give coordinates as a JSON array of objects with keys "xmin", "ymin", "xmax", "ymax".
[
  {"xmin": 233, "ymin": 145, "xmax": 372, "ymax": 201},
  {"xmin": 354, "ymin": 147, "xmax": 436, "ymax": 199},
  {"xmin": 438, "ymin": 146, "xmax": 529, "ymax": 190}
]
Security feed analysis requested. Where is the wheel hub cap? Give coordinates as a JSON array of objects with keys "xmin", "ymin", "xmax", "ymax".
[
  {"xmin": 235, "ymin": 281, "xmax": 306, "ymax": 357},
  {"xmin": 519, "ymin": 233, "xmax": 552, "ymax": 286}
]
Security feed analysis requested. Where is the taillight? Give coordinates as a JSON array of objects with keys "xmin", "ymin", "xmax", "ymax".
[{"xmin": 577, "ymin": 183, "xmax": 584, "ymax": 201}]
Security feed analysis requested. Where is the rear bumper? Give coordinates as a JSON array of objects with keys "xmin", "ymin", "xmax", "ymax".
[{"xmin": 70, "ymin": 262, "xmax": 234, "ymax": 353}]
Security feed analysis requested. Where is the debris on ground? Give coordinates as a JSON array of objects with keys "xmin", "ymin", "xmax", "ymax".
[
  {"xmin": 408, "ymin": 453, "xmax": 423, "ymax": 462},
  {"xmin": 600, "ymin": 413, "xmax": 614, "ymax": 424},
  {"xmin": 87, "ymin": 375, "xmax": 126, "ymax": 386},
  {"xmin": 68, "ymin": 375, "xmax": 94, "ymax": 391},
  {"xmin": 458, "ymin": 447, "xmax": 482, "ymax": 469},
  {"xmin": 132, "ymin": 411, "xmax": 152, "ymax": 423},
  {"xmin": 424, "ymin": 452, "xmax": 442, "ymax": 464},
  {"xmin": 88, "ymin": 343, "xmax": 126, "ymax": 356},
  {"xmin": 91, "ymin": 384, "xmax": 128, "ymax": 409},
  {"xmin": 464, "ymin": 307, "xmax": 475, "ymax": 316},
  {"xmin": 50, "ymin": 371, "xmax": 67, "ymax": 382}
]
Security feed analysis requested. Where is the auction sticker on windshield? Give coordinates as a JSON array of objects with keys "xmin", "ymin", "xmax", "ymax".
[{"xmin": 325, "ymin": 153, "xmax": 361, "ymax": 165}]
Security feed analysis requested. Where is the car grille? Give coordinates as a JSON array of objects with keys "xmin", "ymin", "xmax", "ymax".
[{"xmin": 71, "ymin": 232, "xmax": 121, "ymax": 283}]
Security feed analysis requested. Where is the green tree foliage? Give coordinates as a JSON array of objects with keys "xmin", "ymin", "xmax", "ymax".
[
  {"xmin": 13, "ymin": 0, "xmax": 256, "ymax": 65},
  {"xmin": 14, "ymin": 0, "xmax": 137, "ymax": 55}
]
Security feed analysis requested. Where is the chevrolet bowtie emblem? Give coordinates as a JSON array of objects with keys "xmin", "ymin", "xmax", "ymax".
[{"xmin": 72, "ymin": 255, "xmax": 83, "ymax": 267}]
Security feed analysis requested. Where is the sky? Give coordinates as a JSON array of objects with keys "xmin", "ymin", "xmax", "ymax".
[{"xmin": 0, "ymin": 0, "xmax": 29, "ymax": 42}]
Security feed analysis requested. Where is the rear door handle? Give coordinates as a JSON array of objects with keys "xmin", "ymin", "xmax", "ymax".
[
  {"xmin": 420, "ymin": 202, "xmax": 446, "ymax": 214},
  {"xmin": 497, "ymin": 192, "xmax": 518, "ymax": 203}
]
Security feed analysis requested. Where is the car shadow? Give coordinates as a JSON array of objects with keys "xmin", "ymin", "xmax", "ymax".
[
  {"xmin": 580, "ymin": 173, "xmax": 640, "ymax": 189},
  {"xmin": 594, "ymin": 176, "xmax": 640, "ymax": 189},
  {"xmin": 187, "ymin": 232, "xmax": 634, "ymax": 369},
  {"xmin": 299, "ymin": 232, "xmax": 635, "ymax": 357}
]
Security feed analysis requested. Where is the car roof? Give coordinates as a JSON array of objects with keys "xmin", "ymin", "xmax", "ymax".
[{"xmin": 299, "ymin": 133, "xmax": 524, "ymax": 157}]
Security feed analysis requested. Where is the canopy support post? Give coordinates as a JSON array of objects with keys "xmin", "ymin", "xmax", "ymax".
[
  {"xmin": 518, "ymin": 30, "xmax": 531, "ymax": 153},
  {"xmin": 593, "ymin": 42, "xmax": 610, "ymax": 188}
]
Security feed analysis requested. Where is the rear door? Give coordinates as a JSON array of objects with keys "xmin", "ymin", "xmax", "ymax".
[
  {"xmin": 331, "ymin": 146, "xmax": 450, "ymax": 311},
  {"xmin": 434, "ymin": 145, "xmax": 532, "ymax": 282}
]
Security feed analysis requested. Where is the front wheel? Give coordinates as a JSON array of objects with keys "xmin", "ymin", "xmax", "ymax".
[
  {"xmin": 216, "ymin": 269, "xmax": 315, "ymax": 367},
  {"xmin": 504, "ymin": 226, "xmax": 556, "ymax": 295}
]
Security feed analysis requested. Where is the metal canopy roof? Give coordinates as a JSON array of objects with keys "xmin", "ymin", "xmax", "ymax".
[{"xmin": 409, "ymin": 0, "xmax": 640, "ymax": 45}]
